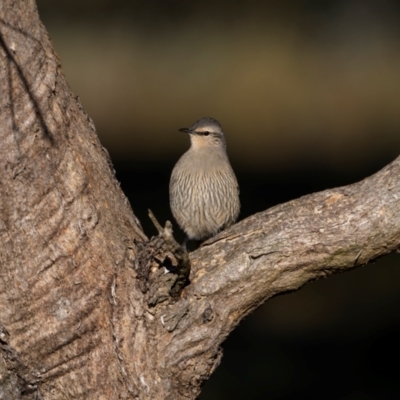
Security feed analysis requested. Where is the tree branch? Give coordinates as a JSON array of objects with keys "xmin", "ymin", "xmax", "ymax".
[{"xmin": 147, "ymin": 156, "xmax": 400, "ymax": 397}]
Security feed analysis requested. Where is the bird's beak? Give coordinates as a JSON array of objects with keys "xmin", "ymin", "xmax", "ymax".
[{"xmin": 179, "ymin": 127, "xmax": 192, "ymax": 133}]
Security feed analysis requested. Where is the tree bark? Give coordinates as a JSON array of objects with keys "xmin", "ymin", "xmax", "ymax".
[{"xmin": 0, "ymin": 1, "xmax": 399, "ymax": 399}]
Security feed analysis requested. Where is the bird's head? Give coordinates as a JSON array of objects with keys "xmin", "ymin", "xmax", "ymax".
[{"xmin": 179, "ymin": 117, "xmax": 226, "ymax": 150}]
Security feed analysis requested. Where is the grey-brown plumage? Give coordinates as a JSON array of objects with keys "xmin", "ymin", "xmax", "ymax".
[{"xmin": 169, "ymin": 117, "xmax": 240, "ymax": 240}]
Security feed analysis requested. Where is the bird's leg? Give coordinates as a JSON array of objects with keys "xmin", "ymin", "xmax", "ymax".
[{"xmin": 182, "ymin": 236, "xmax": 188, "ymax": 250}]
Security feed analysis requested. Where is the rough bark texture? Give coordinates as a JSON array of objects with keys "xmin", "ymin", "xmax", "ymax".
[{"xmin": 0, "ymin": 1, "xmax": 399, "ymax": 399}]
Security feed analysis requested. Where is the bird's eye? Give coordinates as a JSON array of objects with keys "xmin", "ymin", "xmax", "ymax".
[{"xmin": 203, "ymin": 131, "xmax": 210, "ymax": 136}]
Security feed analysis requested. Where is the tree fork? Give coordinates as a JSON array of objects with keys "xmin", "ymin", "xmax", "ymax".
[{"xmin": 0, "ymin": 1, "xmax": 399, "ymax": 399}]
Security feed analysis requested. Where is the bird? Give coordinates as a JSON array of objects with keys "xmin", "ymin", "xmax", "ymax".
[{"xmin": 169, "ymin": 117, "xmax": 240, "ymax": 241}]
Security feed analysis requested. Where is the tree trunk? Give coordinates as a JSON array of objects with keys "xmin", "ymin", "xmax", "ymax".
[{"xmin": 0, "ymin": 1, "xmax": 399, "ymax": 399}]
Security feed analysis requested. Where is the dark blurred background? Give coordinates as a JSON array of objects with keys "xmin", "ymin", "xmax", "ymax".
[{"xmin": 36, "ymin": 1, "xmax": 400, "ymax": 398}]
